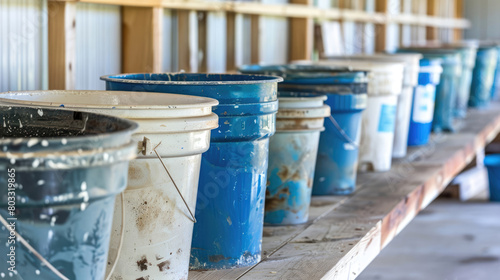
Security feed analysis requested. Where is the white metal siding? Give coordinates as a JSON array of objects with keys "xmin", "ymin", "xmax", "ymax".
[
  {"xmin": 75, "ymin": 2, "xmax": 121, "ymax": 90},
  {"xmin": 0, "ymin": 0, "xmax": 47, "ymax": 91}
]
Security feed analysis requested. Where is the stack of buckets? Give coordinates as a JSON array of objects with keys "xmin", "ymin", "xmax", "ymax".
[
  {"xmin": 239, "ymin": 65, "xmax": 369, "ymax": 195},
  {"xmin": 311, "ymin": 59, "xmax": 405, "ymax": 171}
]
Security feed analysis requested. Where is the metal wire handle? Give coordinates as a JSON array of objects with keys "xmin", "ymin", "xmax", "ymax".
[
  {"xmin": 152, "ymin": 142, "xmax": 197, "ymax": 223},
  {"xmin": 327, "ymin": 115, "xmax": 359, "ymax": 148}
]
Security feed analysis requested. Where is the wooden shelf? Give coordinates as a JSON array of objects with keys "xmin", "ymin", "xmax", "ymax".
[
  {"xmin": 66, "ymin": 0, "xmax": 470, "ymax": 29},
  {"xmin": 189, "ymin": 102, "xmax": 500, "ymax": 279}
]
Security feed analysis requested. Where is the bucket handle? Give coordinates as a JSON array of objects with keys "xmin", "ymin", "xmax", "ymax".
[
  {"xmin": 0, "ymin": 215, "xmax": 69, "ymax": 279},
  {"xmin": 149, "ymin": 140, "xmax": 197, "ymax": 223},
  {"xmin": 327, "ymin": 115, "xmax": 359, "ymax": 148},
  {"xmin": 0, "ymin": 192, "xmax": 127, "ymax": 280}
]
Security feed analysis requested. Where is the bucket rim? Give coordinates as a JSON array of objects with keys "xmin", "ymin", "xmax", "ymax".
[
  {"xmin": 100, "ymin": 72, "xmax": 284, "ymax": 85},
  {"xmin": 0, "ymin": 90, "xmax": 220, "ymax": 110},
  {"xmin": 0, "ymin": 106, "xmax": 138, "ymax": 149}
]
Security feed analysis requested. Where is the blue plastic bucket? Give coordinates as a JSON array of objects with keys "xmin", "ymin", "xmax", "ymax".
[
  {"xmin": 484, "ymin": 154, "xmax": 500, "ymax": 201},
  {"xmin": 239, "ymin": 64, "xmax": 368, "ymax": 194},
  {"xmin": 408, "ymin": 59, "xmax": 443, "ymax": 146},
  {"xmin": 469, "ymin": 46, "xmax": 499, "ymax": 107},
  {"xmin": 398, "ymin": 49, "xmax": 462, "ymax": 132},
  {"xmin": 265, "ymin": 92, "xmax": 330, "ymax": 225},
  {"xmin": 101, "ymin": 73, "xmax": 282, "ymax": 270},
  {"xmin": 0, "ymin": 106, "xmax": 137, "ymax": 280}
]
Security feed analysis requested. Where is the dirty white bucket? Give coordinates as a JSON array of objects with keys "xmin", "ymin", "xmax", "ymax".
[
  {"xmin": 0, "ymin": 90, "xmax": 219, "ymax": 279},
  {"xmin": 315, "ymin": 60, "xmax": 405, "ymax": 172},
  {"xmin": 323, "ymin": 53, "xmax": 421, "ymax": 158}
]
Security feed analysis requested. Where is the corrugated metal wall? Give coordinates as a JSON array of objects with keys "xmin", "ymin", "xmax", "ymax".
[
  {"xmin": 0, "ymin": 0, "xmax": 48, "ymax": 92},
  {"xmin": 75, "ymin": 2, "xmax": 121, "ymax": 90},
  {"xmin": 464, "ymin": 0, "xmax": 500, "ymax": 41}
]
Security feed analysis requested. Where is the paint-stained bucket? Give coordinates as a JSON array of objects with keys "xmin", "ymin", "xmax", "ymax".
[
  {"xmin": 490, "ymin": 43, "xmax": 500, "ymax": 100},
  {"xmin": 0, "ymin": 106, "xmax": 137, "ymax": 280},
  {"xmin": 239, "ymin": 64, "xmax": 368, "ymax": 195},
  {"xmin": 399, "ymin": 49, "xmax": 462, "ymax": 132},
  {"xmin": 484, "ymin": 154, "xmax": 500, "ymax": 201},
  {"xmin": 265, "ymin": 92, "xmax": 330, "ymax": 225},
  {"xmin": 0, "ymin": 90, "xmax": 219, "ymax": 279},
  {"xmin": 469, "ymin": 45, "xmax": 499, "ymax": 107},
  {"xmin": 408, "ymin": 58, "xmax": 443, "ymax": 146},
  {"xmin": 315, "ymin": 60, "xmax": 405, "ymax": 172},
  {"xmin": 101, "ymin": 73, "xmax": 282, "ymax": 270}
]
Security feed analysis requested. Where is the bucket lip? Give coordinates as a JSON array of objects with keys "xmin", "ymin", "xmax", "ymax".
[
  {"xmin": 0, "ymin": 106, "xmax": 138, "ymax": 148},
  {"xmin": 277, "ymin": 104, "xmax": 331, "ymax": 119},
  {"xmin": 277, "ymin": 92, "xmax": 328, "ymax": 102},
  {"xmin": 324, "ymin": 53, "xmax": 423, "ymax": 64},
  {"xmin": 238, "ymin": 64, "xmax": 368, "ymax": 79},
  {"xmin": 484, "ymin": 154, "xmax": 500, "ymax": 166},
  {"xmin": 315, "ymin": 59, "xmax": 405, "ymax": 72},
  {"xmin": 0, "ymin": 90, "xmax": 219, "ymax": 110},
  {"xmin": 100, "ymin": 72, "xmax": 284, "ymax": 85}
]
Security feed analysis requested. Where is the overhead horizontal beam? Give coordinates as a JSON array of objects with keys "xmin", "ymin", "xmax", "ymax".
[{"xmin": 61, "ymin": 0, "xmax": 470, "ymax": 29}]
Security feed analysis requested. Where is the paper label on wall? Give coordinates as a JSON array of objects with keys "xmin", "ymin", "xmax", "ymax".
[
  {"xmin": 412, "ymin": 85, "xmax": 436, "ymax": 124},
  {"xmin": 378, "ymin": 104, "xmax": 397, "ymax": 133}
]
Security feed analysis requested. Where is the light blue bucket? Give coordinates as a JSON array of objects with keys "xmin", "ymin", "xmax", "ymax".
[{"xmin": 265, "ymin": 92, "xmax": 330, "ymax": 225}]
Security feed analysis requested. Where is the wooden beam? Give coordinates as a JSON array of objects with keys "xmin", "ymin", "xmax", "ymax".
[
  {"xmin": 375, "ymin": 0, "xmax": 388, "ymax": 52},
  {"xmin": 197, "ymin": 11, "xmax": 207, "ymax": 72},
  {"xmin": 427, "ymin": 0, "xmax": 440, "ymax": 40},
  {"xmin": 48, "ymin": 1, "xmax": 76, "ymax": 90},
  {"xmin": 226, "ymin": 12, "xmax": 236, "ymax": 71},
  {"xmin": 454, "ymin": 0, "xmax": 463, "ymax": 40},
  {"xmin": 72, "ymin": 0, "xmax": 470, "ymax": 29},
  {"xmin": 289, "ymin": 0, "xmax": 313, "ymax": 61},
  {"xmin": 250, "ymin": 14, "xmax": 259, "ymax": 64},
  {"xmin": 122, "ymin": 6, "xmax": 163, "ymax": 73}
]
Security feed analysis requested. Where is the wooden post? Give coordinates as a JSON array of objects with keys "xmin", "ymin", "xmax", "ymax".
[
  {"xmin": 198, "ymin": 11, "xmax": 207, "ymax": 72},
  {"xmin": 375, "ymin": 0, "xmax": 388, "ymax": 52},
  {"xmin": 289, "ymin": 0, "xmax": 313, "ymax": 61},
  {"xmin": 454, "ymin": 0, "xmax": 463, "ymax": 41},
  {"xmin": 48, "ymin": 1, "xmax": 76, "ymax": 90},
  {"xmin": 122, "ymin": 6, "xmax": 163, "ymax": 73},
  {"xmin": 427, "ymin": 0, "xmax": 439, "ymax": 41},
  {"xmin": 226, "ymin": 12, "xmax": 236, "ymax": 72},
  {"xmin": 250, "ymin": 14, "xmax": 260, "ymax": 64}
]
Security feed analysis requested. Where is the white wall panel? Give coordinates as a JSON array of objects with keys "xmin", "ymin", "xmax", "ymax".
[
  {"xmin": 0, "ymin": 0, "xmax": 47, "ymax": 91},
  {"xmin": 75, "ymin": 2, "xmax": 120, "ymax": 90}
]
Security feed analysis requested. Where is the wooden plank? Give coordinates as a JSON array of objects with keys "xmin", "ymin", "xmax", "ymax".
[
  {"xmin": 226, "ymin": 12, "xmax": 236, "ymax": 72},
  {"xmin": 454, "ymin": 0, "xmax": 464, "ymax": 40},
  {"xmin": 374, "ymin": 0, "xmax": 388, "ymax": 52},
  {"xmin": 73, "ymin": 0, "xmax": 470, "ymax": 29},
  {"xmin": 289, "ymin": 0, "xmax": 313, "ymax": 61},
  {"xmin": 250, "ymin": 14, "xmax": 259, "ymax": 64},
  {"xmin": 197, "ymin": 11, "xmax": 207, "ymax": 72},
  {"xmin": 192, "ymin": 103, "xmax": 500, "ymax": 279},
  {"xmin": 189, "ymin": 196, "xmax": 348, "ymax": 279},
  {"xmin": 48, "ymin": 1, "xmax": 76, "ymax": 90},
  {"xmin": 122, "ymin": 6, "xmax": 163, "ymax": 73},
  {"xmin": 426, "ymin": 0, "xmax": 440, "ymax": 40}
]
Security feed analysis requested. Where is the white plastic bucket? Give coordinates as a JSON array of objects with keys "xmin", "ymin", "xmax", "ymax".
[
  {"xmin": 0, "ymin": 90, "xmax": 219, "ymax": 279},
  {"xmin": 315, "ymin": 60, "xmax": 405, "ymax": 171}
]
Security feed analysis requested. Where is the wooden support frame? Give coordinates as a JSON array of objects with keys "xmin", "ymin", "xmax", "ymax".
[
  {"xmin": 427, "ymin": 0, "xmax": 440, "ymax": 40},
  {"xmin": 250, "ymin": 14, "xmax": 259, "ymax": 64},
  {"xmin": 375, "ymin": 0, "xmax": 388, "ymax": 52},
  {"xmin": 226, "ymin": 12, "xmax": 236, "ymax": 71},
  {"xmin": 289, "ymin": 0, "xmax": 313, "ymax": 61},
  {"xmin": 48, "ymin": 1, "xmax": 76, "ymax": 90},
  {"xmin": 121, "ymin": 6, "xmax": 163, "ymax": 73}
]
